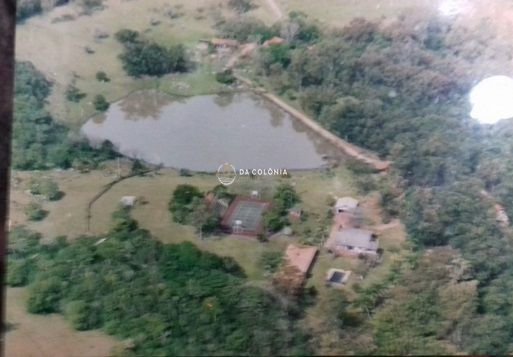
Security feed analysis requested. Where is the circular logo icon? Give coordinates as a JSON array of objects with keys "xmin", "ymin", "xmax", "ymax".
[{"xmin": 216, "ymin": 163, "xmax": 237, "ymax": 186}]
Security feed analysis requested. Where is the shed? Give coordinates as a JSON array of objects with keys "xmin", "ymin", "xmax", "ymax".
[
  {"xmin": 284, "ymin": 244, "xmax": 318, "ymax": 275},
  {"xmin": 334, "ymin": 197, "xmax": 359, "ymax": 214},
  {"xmin": 120, "ymin": 196, "xmax": 137, "ymax": 207}
]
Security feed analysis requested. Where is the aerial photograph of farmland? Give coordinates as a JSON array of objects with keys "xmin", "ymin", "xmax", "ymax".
[{"xmin": 7, "ymin": 0, "xmax": 513, "ymax": 355}]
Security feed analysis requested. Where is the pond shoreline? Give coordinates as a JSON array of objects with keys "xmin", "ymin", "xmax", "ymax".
[
  {"xmin": 81, "ymin": 91, "xmax": 335, "ymax": 172},
  {"xmin": 234, "ymin": 74, "xmax": 391, "ymax": 172}
]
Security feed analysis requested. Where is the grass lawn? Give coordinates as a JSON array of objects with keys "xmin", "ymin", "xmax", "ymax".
[
  {"xmin": 89, "ymin": 167, "xmax": 361, "ymax": 280},
  {"xmin": 276, "ymin": 0, "xmax": 439, "ymax": 27},
  {"xmin": 15, "ymin": 0, "xmax": 269, "ymax": 129},
  {"xmin": 5, "ymin": 287, "xmax": 119, "ymax": 357}
]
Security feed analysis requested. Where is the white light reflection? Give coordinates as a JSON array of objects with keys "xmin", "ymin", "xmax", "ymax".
[{"xmin": 470, "ymin": 76, "xmax": 513, "ymax": 124}]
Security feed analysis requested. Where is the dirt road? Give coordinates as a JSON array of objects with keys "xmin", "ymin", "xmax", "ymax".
[{"xmin": 235, "ymin": 74, "xmax": 391, "ymax": 171}]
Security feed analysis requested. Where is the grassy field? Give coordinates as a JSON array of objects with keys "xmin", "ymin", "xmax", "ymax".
[
  {"xmin": 81, "ymin": 166, "xmax": 360, "ymax": 280},
  {"xmin": 9, "ymin": 163, "xmax": 407, "ymax": 286},
  {"xmin": 276, "ymin": 0, "xmax": 440, "ymax": 26},
  {"xmin": 5, "ymin": 288, "xmax": 119, "ymax": 357},
  {"xmin": 15, "ymin": 0, "xmax": 268, "ymax": 129}
]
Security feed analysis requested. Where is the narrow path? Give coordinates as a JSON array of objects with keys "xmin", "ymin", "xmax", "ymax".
[
  {"xmin": 235, "ymin": 74, "xmax": 391, "ymax": 171},
  {"xmin": 264, "ymin": 0, "xmax": 283, "ymax": 20},
  {"xmin": 225, "ymin": 43, "xmax": 257, "ymax": 71}
]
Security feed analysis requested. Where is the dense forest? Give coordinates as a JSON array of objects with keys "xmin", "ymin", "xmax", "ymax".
[
  {"xmin": 245, "ymin": 12, "xmax": 513, "ymax": 354},
  {"xmin": 7, "ymin": 208, "xmax": 310, "ymax": 355}
]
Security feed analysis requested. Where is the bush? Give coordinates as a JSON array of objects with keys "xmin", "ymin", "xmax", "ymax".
[
  {"xmin": 95, "ymin": 71, "xmax": 110, "ymax": 82},
  {"xmin": 263, "ymin": 207, "xmax": 286, "ymax": 232},
  {"xmin": 346, "ymin": 158, "xmax": 379, "ymax": 175},
  {"xmin": 7, "ymin": 259, "xmax": 31, "ymax": 286},
  {"xmin": 179, "ymin": 168, "xmax": 192, "ymax": 177},
  {"xmin": 131, "ymin": 159, "xmax": 147, "ymax": 176},
  {"xmin": 114, "ymin": 28, "xmax": 140, "ymax": 44},
  {"xmin": 65, "ymin": 300, "xmax": 101, "ymax": 330},
  {"xmin": 260, "ymin": 251, "xmax": 283, "ymax": 273},
  {"xmin": 215, "ymin": 70, "xmax": 236, "ymax": 84},
  {"xmin": 228, "ymin": 0, "xmax": 257, "ymax": 13},
  {"xmin": 66, "ymin": 84, "xmax": 86, "ymax": 102},
  {"xmin": 169, "ymin": 184, "xmax": 204, "ymax": 224},
  {"xmin": 93, "ymin": 94, "xmax": 109, "ymax": 111},
  {"xmin": 17, "ymin": 0, "xmax": 42, "ymax": 22},
  {"xmin": 29, "ymin": 177, "xmax": 61, "ymax": 201},
  {"xmin": 78, "ymin": 0, "xmax": 104, "ymax": 13},
  {"xmin": 27, "ymin": 277, "xmax": 62, "ymax": 313},
  {"xmin": 218, "ymin": 17, "xmax": 277, "ymax": 43},
  {"xmin": 25, "ymin": 202, "xmax": 47, "ymax": 221},
  {"xmin": 273, "ymin": 183, "xmax": 300, "ymax": 211},
  {"xmin": 8, "ymin": 226, "xmax": 42, "ymax": 258}
]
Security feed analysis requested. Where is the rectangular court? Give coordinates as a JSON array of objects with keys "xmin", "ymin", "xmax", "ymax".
[{"xmin": 220, "ymin": 197, "xmax": 271, "ymax": 236}]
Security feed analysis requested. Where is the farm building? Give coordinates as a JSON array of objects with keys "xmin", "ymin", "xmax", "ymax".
[
  {"xmin": 273, "ymin": 244, "xmax": 317, "ymax": 296},
  {"xmin": 326, "ymin": 227, "xmax": 379, "ymax": 257},
  {"xmin": 220, "ymin": 196, "xmax": 270, "ymax": 236},
  {"xmin": 283, "ymin": 244, "xmax": 318, "ymax": 275},
  {"xmin": 334, "ymin": 197, "xmax": 359, "ymax": 214},
  {"xmin": 120, "ymin": 196, "xmax": 137, "ymax": 207}
]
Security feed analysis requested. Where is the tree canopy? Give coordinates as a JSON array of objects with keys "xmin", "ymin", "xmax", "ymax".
[{"xmin": 9, "ymin": 210, "xmax": 311, "ymax": 355}]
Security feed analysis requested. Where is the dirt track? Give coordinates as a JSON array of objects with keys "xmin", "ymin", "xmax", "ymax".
[{"xmin": 235, "ymin": 74, "xmax": 391, "ymax": 171}]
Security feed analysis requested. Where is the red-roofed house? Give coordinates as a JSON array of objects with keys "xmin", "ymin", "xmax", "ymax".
[{"xmin": 284, "ymin": 244, "xmax": 318, "ymax": 275}]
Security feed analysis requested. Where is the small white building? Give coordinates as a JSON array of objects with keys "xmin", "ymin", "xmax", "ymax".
[
  {"xmin": 334, "ymin": 197, "xmax": 359, "ymax": 214},
  {"xmin": 120, "ymin": 196, "xmax": 137, "ymax": 207}
]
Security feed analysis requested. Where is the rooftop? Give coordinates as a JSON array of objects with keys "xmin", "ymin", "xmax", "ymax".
[
  {"xmin": 329, "ymin": 228, "xmax": 378, "ymax": 251},
  {"xmin": 335, "ymin": 197, "xmax": 359, "ymax": 210},
  {"xmin": 284, "ymin": 244, "xmax": 318, "ymax": 274}
]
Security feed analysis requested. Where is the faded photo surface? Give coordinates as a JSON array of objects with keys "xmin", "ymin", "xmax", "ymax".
[{"xmin": 6, "ymin": 0, "xmax": 513, "ymax": 356}]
